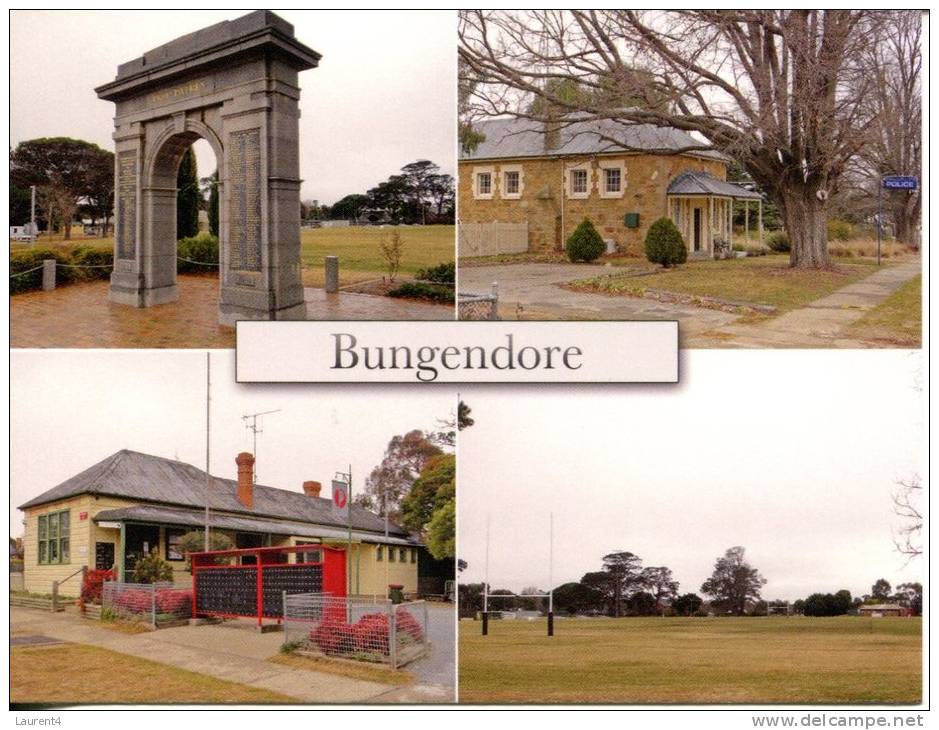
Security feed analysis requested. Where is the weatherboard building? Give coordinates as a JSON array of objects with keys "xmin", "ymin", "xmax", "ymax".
[{"xmin": 19, "ymin": 449, "xmax": 444, "ymax": 598}]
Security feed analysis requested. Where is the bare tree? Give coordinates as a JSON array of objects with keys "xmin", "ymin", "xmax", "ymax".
[
  {"xmin": 854, "ymin": 11, "xmax": 921, "ymax": 247},
  {"xmin": 892, "ymin": 475, "xmax": 922, "ymax": 562},
  {"xmin": 460, "ymin": 10, "xmax": 903, "ymax": 269}
]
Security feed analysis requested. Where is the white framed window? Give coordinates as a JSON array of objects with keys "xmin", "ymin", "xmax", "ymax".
[
  {"xmin": 472, "ymin": 166, "xmax": 495, "ymax": 200},
  {"xmin": 500, "ymin": 165, "xmax": 524, "ymax": 199},
  {"xmin": 599, "ymin": 160, "xmax": 626, "ymax": 199},
  {"xmin": 566, "ymin": 164, "xmax": 592, "ymax": 199}
]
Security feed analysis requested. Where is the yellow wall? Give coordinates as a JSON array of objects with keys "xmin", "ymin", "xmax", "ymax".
[{"xmin": 458, "ymin": 153, "xmax": 727, "ymax": 255}]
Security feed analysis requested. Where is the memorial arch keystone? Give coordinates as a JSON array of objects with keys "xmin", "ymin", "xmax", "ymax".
[{"xmin": 95, "ymin": 11, "xmax": 320, "ymax": 325}]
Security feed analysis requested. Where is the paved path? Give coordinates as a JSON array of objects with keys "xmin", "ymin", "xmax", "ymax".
[
  {"xmin": 11, "ymin": 276, "xmax": 452, "ymax": 348},
  {"xmin": 458, "ymin": 262, "xmax": 738, "ymax": 343},
  {"xmin": 692, "ymin": 261, "xmax": 922, "ymax": 348},
  {"xmin": 11, "ymin": 606, "xmax": 394, "ymax": 704},
  {"xmin": 382, "ymin": 603, "xmax": 456, "ymax": 703}
]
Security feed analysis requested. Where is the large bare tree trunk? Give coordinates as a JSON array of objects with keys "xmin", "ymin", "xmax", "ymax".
[
  {"xmin": 779, "ymin": 189, "xmax": 831, "ymax": 268},
  {"xmin": 892, "ymin": 192, "xmax": 921, "ymax": 248}
]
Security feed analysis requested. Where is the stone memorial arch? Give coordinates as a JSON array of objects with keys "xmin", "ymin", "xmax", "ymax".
[{"xmin": 95, "ymin": 11, "xmax": 319, "ymax": 325}]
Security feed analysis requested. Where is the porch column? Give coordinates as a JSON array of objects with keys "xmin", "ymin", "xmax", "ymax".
[
  {"xmin": 744, "ymin": 201, "xmax": 749, "ymax": 243},
  {"xmin": 118, "ymin": 523, "xmax": 125, "ymax": 582},
  {"xmin": 727, "ymin": 199, "xmax": 733, "ymax": 249},
  {"xmin": 708, "ymin": 197, "xmax": 714, "ymax": 254},
  {"xmin": 758, "ymin": 199, "xmax": 763, "ymax": 246}
]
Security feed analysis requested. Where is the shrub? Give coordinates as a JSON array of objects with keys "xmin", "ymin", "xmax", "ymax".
[
  {"xmin": 826, "ymin": 218, "xmax": 856, "ymax": 242},
  {"xmin": 116, "ymin": 588, "xmax": 152, "ymax": 615},
  {"xmin": 380, "ymin": 231, "xmax": 404, "ymax": 281},
  {"xmin": 132, "ymin": 551, "xmax": 174, "ymax": 584},
  {"xmin": 644, "ymin": 217, "xmax": 687, "ymax": 268},
  {"xmin": 177, "ymin": 530, "xmax": 234, "ymax": 567},
  {"xmin": 565, "ymin": 219, "xmax": 605, "ymax": 262},
  {"xmin": 388, "ymin": 282, "xmax": 454, "ymax": 304},
  {"xmin": 9, "ymin": 248, "xmax": 73, "ymax": 294},
  {"xmin": 416, "ymin": 261, "xmax": 455, "ymax": 284},
  {"xmin": 766, "ymin": 230, "xmax": 790, "ymax": 252},
  {"xmin": 155, "ymin": 589, "xmax": 192, "ymax": 616},
  {"xmin": 81, "ymin": 569, "xmax": 113, "ymax": 605},
  {"xmin": 395, "ymin": 609, "xmax": 424, "ymax": 643},
  {"xmin": 70, "ymin": 246, "xmax": 114, "ymax": 281},
  {"xmin": 177, "ymin": 233, "xmax": 219, "ymax": 274}
]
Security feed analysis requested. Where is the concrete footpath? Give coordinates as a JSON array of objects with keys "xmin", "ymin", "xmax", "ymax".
[
  {"xmin": 695, "ymin": 260, "xmax": 922, "ymax": 348},
  {"xmin": 11, "ymin": 606, "xmax": 395, "ymax": 704}
]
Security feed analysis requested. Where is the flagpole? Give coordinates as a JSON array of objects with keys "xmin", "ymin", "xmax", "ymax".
[
  {"xmin": 347, "ymin": 463, "xmax": 352, "ymax": 597},
  {"xmin": 204, "ymin": 352, "xmax": 211, "ymax": 551}
]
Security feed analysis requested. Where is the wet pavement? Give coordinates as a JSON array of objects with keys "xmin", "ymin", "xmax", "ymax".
[{"xmin": 11, "ymin": 276, "xmax": 453, "ymax": 349}]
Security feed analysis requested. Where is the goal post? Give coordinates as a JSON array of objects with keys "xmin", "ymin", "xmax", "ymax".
[{"xmin": 481, "ymin": 512, "xmax": 555, "ymax": 637}]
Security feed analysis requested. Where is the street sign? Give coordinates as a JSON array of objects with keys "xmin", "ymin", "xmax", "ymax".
[
  {"xmin": 882, "ymin": 175, "xmax": 918, "ymax": 190},
  {"xmin": 331, "ymin": 479, "xmax": 348, "ymax": 509}
]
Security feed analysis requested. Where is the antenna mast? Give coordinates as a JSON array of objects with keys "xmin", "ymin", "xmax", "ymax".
[{"xmin": 241, "ymin": 409, "xmax": 281, "ymax": 483}]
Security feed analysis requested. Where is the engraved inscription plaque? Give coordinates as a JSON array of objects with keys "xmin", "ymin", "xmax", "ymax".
[
  {"xmin": 116, "ymin": 151, "xmax": 137, "ymax": 260},
  {"xmin": 229, "ymin": 129, "xmax": 262, "ymax": 272}
]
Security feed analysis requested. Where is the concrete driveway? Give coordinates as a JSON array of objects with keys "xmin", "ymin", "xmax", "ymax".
[
  {"xmin": 384, "ymin": 602, "xmax": 455, "ymax": 703},
  {"xmin": 458, "ymin": 262, "xmax": 738, "ymax": 341}
]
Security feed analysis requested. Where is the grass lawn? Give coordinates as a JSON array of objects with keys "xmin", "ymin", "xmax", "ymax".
[
  {"xmin": 571, "ymin": 255, "xmax": 881, "ymax": 314},
  {"xmin": 459, "ymin": 617, "xmax": 922, "ymax": 704},
  {"xmin": 271, "ymin": 652, "xmax": 411, "ymax": 686},
  {"xmin": 11, "ymin": 225, "xmax": 456, "ymax": 289},
  {"xmin": 11, "ymin": 643, "xmax": 294, "ymax": 705},
  {"xmin": 845, "ymin": 275, "xmax": 922, "ymax": 347}
]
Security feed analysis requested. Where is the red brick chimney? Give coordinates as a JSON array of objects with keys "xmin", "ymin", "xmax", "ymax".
[
  {"xmin": 236, "ymin": 452, "xmax": 255, "ymax": 508},
  {"xmin": 302, "ymin": 480, "xmax": 322, "ymax": 498}
]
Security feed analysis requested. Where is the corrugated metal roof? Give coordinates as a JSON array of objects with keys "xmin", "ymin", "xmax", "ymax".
[
  {"xmin": 92, "ymin": 504, "xmax": 418, "ymax": 546},
  {"xmin": 19, "ymin": 449, "xmax": 408, "ymax": 537},
  {"xmin": 460, "ymin": 116, "xmax": 726, "ymax": 162},
  {"xmin": 667, "ymin": 170, "xmax": 762, "ymax": 200}
]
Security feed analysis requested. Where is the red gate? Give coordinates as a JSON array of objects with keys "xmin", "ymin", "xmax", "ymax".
[{"xmin": 191, "ymin": 544, "xmax": 346, "ymax": 627}]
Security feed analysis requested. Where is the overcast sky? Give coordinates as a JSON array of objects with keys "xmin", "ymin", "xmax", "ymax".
[
  {"xmin": 459, "ymin": 350, "xmax": 924, "ymax": 601},
  {"xmin": 10, "ymin": 10, "xmax": 455, "ymax": 205},
  {"xmin": 11, "ymin": 350, "xmax": 453, "ymax": 535}
]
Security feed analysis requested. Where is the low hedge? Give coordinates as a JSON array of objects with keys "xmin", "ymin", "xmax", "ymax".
[
  {"xmin": 416, "ymin": 261, "xmax": 455, "ymax": 284},
  {"xmin": 177, "ymin": 233, "xmax": 219, "ymax": 274},
  {"xmin": 10, "ymin": 248, "xmax": 77, "ymax": 294},
  {"xmin": 388, "ymin": 281, "xmax": 455, "ymax": 304}
]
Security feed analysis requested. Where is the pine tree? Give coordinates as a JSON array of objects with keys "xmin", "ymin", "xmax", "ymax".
[
  {"xmin": 176, "ymin": 147, "xmax": 200, "ymax": 240},
  {"xmin": 207, "ymin": 170, "xmax": 219, "ymax": 237}
]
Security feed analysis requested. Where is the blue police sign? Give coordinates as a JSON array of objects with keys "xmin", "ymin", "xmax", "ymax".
[{"xmin": 882, "ymin": 175, "xmax": 918, "ymax": 190}]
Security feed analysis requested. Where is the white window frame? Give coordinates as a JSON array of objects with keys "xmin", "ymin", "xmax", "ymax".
[
  {"xmin": 599, "ymin": 160, "xmax": 626, "ymax": 199},
  {"xmin": 472, "ymin": 166, "xmax": 495, "ymax": 200},
  {"xmin": 500, "ymin": 165, "xmax": 524, "ymax": 199},
  {"xmin": 566, "ymin": 163, "xmax": 592, "ymax": 199}
]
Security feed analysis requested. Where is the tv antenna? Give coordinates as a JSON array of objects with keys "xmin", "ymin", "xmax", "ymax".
[{"xmin": 242, "ymin": 409, "xmax": 281, "ymax": 483}]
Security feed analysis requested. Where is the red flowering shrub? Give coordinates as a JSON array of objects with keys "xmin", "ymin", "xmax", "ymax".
[
  {"xmin": 115, "ymin": 588, "xmax": 152, "ymax": 614},
  {"xmin": 353, "ymin": 613, "xmax": 391, "ymax": 655},
  {"xmin": 81, "ymin": 569, "xmax": 113, "ymax": 605},
  {"xmin": 155, "ymin": 589, "xmax": 192, "ymax": 616},
  {"xmin": 310, "ymin": 618, "xmax": 356, "ymax": 655},
  {"xmin": 395, "ymin": 609, "xmax": 424, "ymax": 643}
]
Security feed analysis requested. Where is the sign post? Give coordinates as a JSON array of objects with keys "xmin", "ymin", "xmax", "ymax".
[
  {"xmin": 332, "ymin": 471, "xmax": 352, "ymax": 598},
  {"xmin": 879, "ymin": 176, "xmax": 919, "ymax": 266}
]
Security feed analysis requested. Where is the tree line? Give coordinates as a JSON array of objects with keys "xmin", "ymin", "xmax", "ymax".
[
  {"xmin": 459, "ymin": 547, "xmax": 923, "ymax": 618},
  {"xmin": 315, "ymin": 159, "xmax": 455, "ymax": 225}
]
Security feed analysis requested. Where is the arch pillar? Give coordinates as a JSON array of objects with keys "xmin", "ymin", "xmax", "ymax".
[{"xmin": 96, "ymin": 11, "xmax": 319, "ymax": 325}]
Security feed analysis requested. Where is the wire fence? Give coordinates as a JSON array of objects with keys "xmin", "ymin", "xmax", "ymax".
[
  {"xmin": 283, "ymin": 593, "xmax": 429, "ymax": 668},
  {"xmin": 458, "ymin": 289, "xmax": 500, "ymax": 320},
  {"xmin": 101, "ymin": 581, "xmax": 192, "ymax": 627}
]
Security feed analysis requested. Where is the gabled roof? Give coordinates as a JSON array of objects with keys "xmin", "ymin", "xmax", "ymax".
[
  {"xmin": 92, "ymin": 504, "xmax": 417, "ymax": 545},
  {"xmin": 667, "ymin": 170, "xmax": 762, "ymax": 200},
  {"xmin": 19, "ymin": 449, "xmax": 406, "ymax": 537},
  {"xmin": 460, "ymin": 116, "xmax": 726, "ymax": 162}
]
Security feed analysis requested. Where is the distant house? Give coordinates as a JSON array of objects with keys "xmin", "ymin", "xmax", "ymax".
[
  {"xmin": 857, "ymin": 604, "xmax": 912, "ymax": 617},
  {"xmin": 459, "ymin": 116, "xmax": 763, "ymax": 257},
  {"xmin": 18, "ymin": 449, "xmax": 429, "ymax": 598}
]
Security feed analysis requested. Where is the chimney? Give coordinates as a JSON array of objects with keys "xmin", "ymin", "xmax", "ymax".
[
  {"xmin": 302, "ymin": 480, "xmax": 322, "ymax": 498},
  {"xmin": 236, "ymin": 452, "xmax": 255, "ymax": 508}
]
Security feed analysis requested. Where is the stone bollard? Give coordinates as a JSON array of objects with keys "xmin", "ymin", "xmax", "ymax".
[
  {"xmin": 325, "ymin": 256, "xmax": 339, "ymax": 293},
  {"xmin": 42, "ymin": 259, "xmax": 56, "ymax": 291}
]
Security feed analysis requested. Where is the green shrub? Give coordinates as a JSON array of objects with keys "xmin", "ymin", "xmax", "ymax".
[
  {"xmin": 565, "ymin": 219, "xmax": 605, "ymax": 262},
  {"xmin": 70, "ymin": 246, "xmax": 114, "ymax": 281},
  {"xmin": 827, "ymin": 218, "xmax": 856, "ymax": 242},
  {"xmin": 416, "ymin": 261, "xmax": 455, "ymax": 284},
  {"xmin": 9, "ymin": 248, "xmax": 74, "ymax": 294},
  {"xmin": 766, "ymin": 230, "xmax": 790, "ymax": 252},
  {"xmin": 177, "ymin": 233, "xmax": 219, "ymax": 274},
  {"xmin": 644, "ymin": 217, "xmax": 687, "ymax": 268},
  {"xmin": 132, "ymin": 551, "xmax": 174, "ymax": 584},
  {"xmin": 177, "ymin": 530, "xmax": 233, "ymax": 567},
  {"xmin": 388, "ymin": 282, "xmax": 455, "ymax": 304}
]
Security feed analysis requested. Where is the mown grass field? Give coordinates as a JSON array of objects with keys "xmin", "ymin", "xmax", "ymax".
[
  {"xmin": 11, "ymin": 225, "xmax": 456, "ymax": 289},
  {"xmin": 11, "ymin": 644, "xmax": 293, "ymax": 705},
  {"xmin": 459, "ymin": 617, "xmax": 922, "ymax": 704}
]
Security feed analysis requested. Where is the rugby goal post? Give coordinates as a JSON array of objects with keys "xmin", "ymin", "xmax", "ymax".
[{"xmin": 481, "ymin": 513, "xmax": 555, "ymax": 637}]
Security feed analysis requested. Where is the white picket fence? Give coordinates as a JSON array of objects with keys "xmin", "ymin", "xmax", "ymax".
[{"xmin": 459, "ymin": 221, "xmax": 529, "ymax": 258}]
